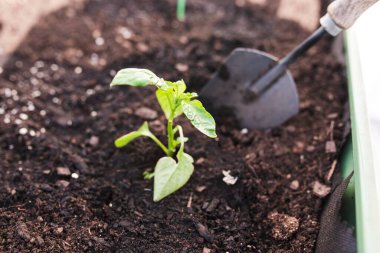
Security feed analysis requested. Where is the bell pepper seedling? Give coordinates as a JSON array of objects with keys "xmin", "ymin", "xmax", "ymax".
[
  {"xmin": 176, "ymin": 0, "xmax": 186, "ymax": 21},
  {"xmin": 111, "ymin": 68, "xmax": 217, "ymax": 201}
]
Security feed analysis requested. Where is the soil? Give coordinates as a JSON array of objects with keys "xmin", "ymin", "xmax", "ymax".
[{"xmin": 0, "ymin": 0, "xmax": 348, "ymax": 252}]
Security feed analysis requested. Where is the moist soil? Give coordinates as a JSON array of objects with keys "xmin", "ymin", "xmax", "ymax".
[{"xmin": 0, "ymin": 0, "xmax": 348, "ymax": 252}]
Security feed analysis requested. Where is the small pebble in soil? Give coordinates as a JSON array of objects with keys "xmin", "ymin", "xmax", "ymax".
[
  {"xmin": 11, "ymin": 108, "xmax": 18, "ymax": 115},
  {"xmin": 91, "ymin": 111, "xmax": 98, "ymax": 117},
  {"xmin": 50, "ymin": 64, "xmax": 59, "ymax": 71},
  {"xmin": 268, "ymin": 212, "xmax": 299, "ymax": 240},
  {"xmin": 56, "ymin": 180, "xmax": 70, "ymax": 188},
  {"xmin": 18, "ymin": 128, "xmax": 28, "ymax": 135},
  {"xmin": 32, "ymin": 90, "xmax": 42, "ymax": 98},
  {"xmin": 71, "ymin": 173, "xmax": 79, "ymax": 179},
  {"xmin": 39, "ymin": 110, "xmax": 46, "ymax": 116},
  {"xmin": 175, "ymin": 63, "xmax": 189, "ymax": 72},
  {"xmin": 235, "ymin": 0, "xmax": 246, "ymax": 7},
  {"xmin": 179, "ymin": 36, "xmax": 188, "ymax": 44},
  {"xmin": 74, "ymin": 66, "xmax": 82, "ymax": 74},
  {"xmin": 195, "ymin": 222, "xmax": 214, "ymax": 242},
  {"xmin": 3, "ymin": 115, "xmax": 10, "ymax": 124},
  {"xmin": 325, "ymin": 140, "xmax": 336, "ymax": 153},
  {"xmin": 39, "ymin": 184, "xmax": 53, "ymax": 192},
  {"xmin": 29, "ymin": 129, "xmax": 36, "ymax": 137},
  {"xmin": 86, "ymin": 89, "xmax": 95, "ymax": 96},
  {"xmin": 286, "ymin": 125, "xmax": 296, "ymax": 133},
  {"xmin": 312, "ymin": 181, "xmax": 331, "ymax": 198},
  {"xmin": 89, "ymin": 136, "xmax": 99, "ymax": 147},
  {"xmin": 203, "ymin": 247, "xmax": 211, "ymax": 253},
  {"xmin": 290, "ymin": 180, "xmax": 300, "ymax": 190},
  {"xmin": 95, "ymin": 37, "xmax": 105, "ymax": 46},
  {"xmin": 19, "ymin": 113, "xmax": 28, "ymax": 120},
  {"xmin": 136, "ymin": 43, "xmax": 149, "ymax": 53},
  {"xmin": 206, "ymin": 198, "xmax": 220, "ymax": 212},
  {"xmin": 25, "ymin": 104, "xmax": 35, "ymax": 112},
  {"xmin": 52, "ymin": 97, "xmax": 61, "ymax": 104},
  {"xmin": 56, "ymin": 227, "xmax": 64, "ymax": 234},
  {"xmin": 328, "ymin": 113, "xmax": 338, "ymax": 119},
  {"xmin": 118, "ymin": 27, "xmax": 133, "ymax": 39},
  {"xmin": 240, "ymin": 128, "xmax": 248, "ymax": 134},
  {"xmin": 134, "ymin": 107, "xmax": 157, "ymax": 120},
  {"xmin": 195, "ymin": 157, "xmax": 205, "ymax": 165},
  {"xmin": 56, "ymin": 167, "xmax": 71, "ymax": 176},
  {"xmin": 196, "ymin": 185, "xmax": 207, "ymax": 192}
]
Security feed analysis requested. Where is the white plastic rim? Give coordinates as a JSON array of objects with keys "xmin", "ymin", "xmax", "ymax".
[{"xmin": 345, "ymin": 1, "xmax": 380, "ymax": 252}]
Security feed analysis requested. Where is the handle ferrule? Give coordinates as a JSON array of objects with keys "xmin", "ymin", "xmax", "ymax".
[{"xmin": 320, "ymin": 14, "xmax": 342, "ymax": 36}]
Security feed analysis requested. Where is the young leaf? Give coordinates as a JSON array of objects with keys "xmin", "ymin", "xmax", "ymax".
[
  {"xmin": 114, "ymin": 121, "xmax": 151, "ymax": 148},
  {"xmin": 175, "ymin": 80, "xmax": 187, "ymax": 94},
  {"xmin": 180, "ymin": 92, "xmax": 198, "ymax": 100},
  {"xmin": 182, "ymin": 100, "xmax": 217, "ymax": 138},
  {"xmin": 153, "ymin": 126, "xmax": 194, "ymax": 201},
  {"xmin": 115, "ymin": 121, "xmax": 170, "ymax": 155},
  {"xmin": 143, "ymin": 171, "xmax": 155, "ymax": 180},
  {"xmin": 156, "ymin": 89, "xmax": 183, "ymax": 119},
  {"xmin": 111, "ymin": 68, "xmax": 168, "ymax": 89},
  {"xmin": 153, "ymin": 154, "xmax": 194, "ymax": 201}
]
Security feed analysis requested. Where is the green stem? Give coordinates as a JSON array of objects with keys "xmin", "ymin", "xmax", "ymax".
[
  {"xmin": 177, "ymin": 125, "xmax": 185, "ymax": 153},
  {"xmin": 148, "ymin": 134, "xmax": 170, "ymax": 156},
  {"xmin": 176, "ymin": 0, "xmax": 186, "ymax": 21},
  {"xmin": 167, "ymin": 119, "xmax": 175, "ymax": 156},
  {"xmin": 173, "ymin": 125, "xmax": 179, "ymax": 134}
]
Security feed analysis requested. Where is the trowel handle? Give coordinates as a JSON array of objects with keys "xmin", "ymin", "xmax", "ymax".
[{"xmin": 321, "ymin": 0, "xmax": 378, "ymax": 35}]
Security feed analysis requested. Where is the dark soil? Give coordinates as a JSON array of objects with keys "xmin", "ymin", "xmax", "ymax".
[{"xmin": 0, "ymin": 0, "xmax": 348, "ymax": 252}]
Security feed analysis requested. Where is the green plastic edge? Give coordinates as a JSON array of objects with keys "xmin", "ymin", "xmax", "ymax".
[
  {"xmin": 345, "ymin": 31, "xmax": 380, "ymax": 253},
  {"xmin": 340, "ymin": 137, "xmax": 355, "ymax": 226}
]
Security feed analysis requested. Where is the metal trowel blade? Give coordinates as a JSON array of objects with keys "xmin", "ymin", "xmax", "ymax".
[{"xmin": 200, "ymin": 48, "xmax": 299, "ymax": 129}]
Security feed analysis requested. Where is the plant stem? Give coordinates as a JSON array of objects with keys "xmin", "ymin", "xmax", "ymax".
[
  {"xmin": 148, "ymin": 134, "xmax": 170, "ymax": 156},
  {"xmin": 167, "ymin": 119, "xmax": 175, "ymax": 156},
  {"xmin": 176, "ymin": 0, "xmax": 186, "ymax": 21}
]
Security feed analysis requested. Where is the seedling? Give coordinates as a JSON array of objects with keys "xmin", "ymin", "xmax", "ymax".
[
  {"xmin": 176, "ymin": 0, "xmax": 186, "ymax": 21},
  {"xmin": 111, "ymin": 68, "xmax": 216, "ymax": 201}
]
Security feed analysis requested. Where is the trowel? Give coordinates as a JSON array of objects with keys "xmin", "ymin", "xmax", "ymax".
[{"xmin": 201, "ymin": 0, "xmax": 378, "ymax": 129}]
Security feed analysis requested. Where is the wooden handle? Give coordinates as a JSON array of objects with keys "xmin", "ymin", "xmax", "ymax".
[{"xmin": 328, "ymin": 0, "xmax": 379, "ymax": 29}]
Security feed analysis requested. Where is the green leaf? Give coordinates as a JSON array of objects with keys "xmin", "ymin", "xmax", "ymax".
[
  {"xmin": 163, "ymin": 80, "xmax": 187, "ymax": 95},
  {"xmin": 156, "ymin": 89, "xmax": 174, "ymax": 119},
  {"xmin": 180, "ymin": 92, "xmax": 198, "ymax": 100},
  {"xmin": 153, "ymin": 126, "xmax": 194, "ymax": 201},
  {"xmin": 111, "ymin": 68, "xmax": 168, "ymax": 89},
  {"xmin": 115, "ymin": 121, "xmax": 170, "ymax": 155},
  {"xmin": 176, "ymin": 80, "xmax": 187, "ymax": 94},
  {"xmin": 153, "ymin": 154, "xmax": 194, "ymax": 201},
  {"xmin": 156, "ymin": 89, "xmax": 183, "ymax": 119},
  {"xmin": 143, "ymin": 171, "xmax": 155, "ymax": 180},
  {"xmin": 114, "ymin": 121, "xmax": 151, "ymax": 148},
  {"xmin": 182, "ymin": 100, "xmax": 217, "ymax": 138}
]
